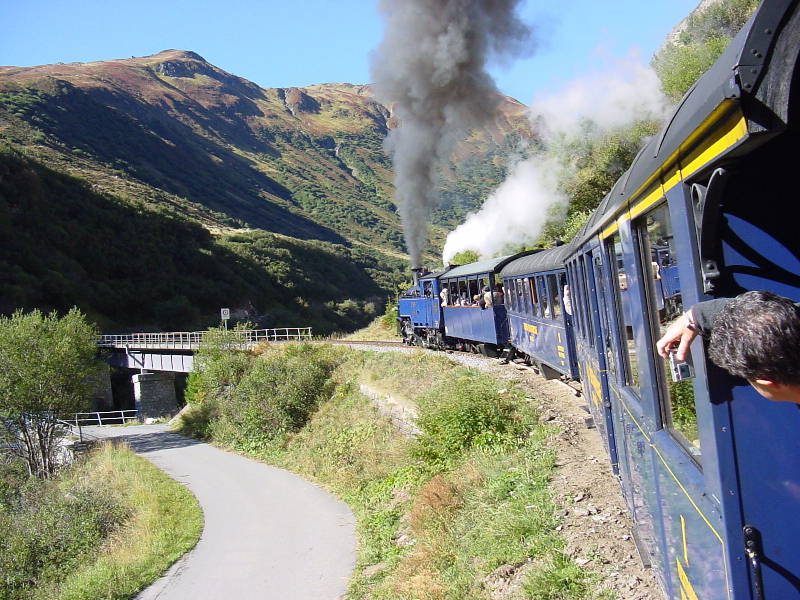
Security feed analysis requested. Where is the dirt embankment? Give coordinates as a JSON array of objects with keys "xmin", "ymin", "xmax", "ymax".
[{"xmin": 445, "ymin": 354, "xmax": 662, "ymax": 600}]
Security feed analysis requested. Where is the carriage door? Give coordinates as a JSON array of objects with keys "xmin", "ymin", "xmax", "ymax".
[
  {"xmin": 585, "ymin": 247, "xmax": 621, "ymax": 475},
  {"xmin": 709, "ymin": 151, "xmax": 800, "ymax": 598}
]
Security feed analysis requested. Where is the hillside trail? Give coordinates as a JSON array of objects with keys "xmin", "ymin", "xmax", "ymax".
[{"xmin": 83, "ymin": 424, "xmax": 356, "ymax": 600}]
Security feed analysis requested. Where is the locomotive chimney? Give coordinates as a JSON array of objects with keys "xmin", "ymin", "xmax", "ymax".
[{"xmin": 411, "ymin": 267, "xmax": 424, "ymax": 286}]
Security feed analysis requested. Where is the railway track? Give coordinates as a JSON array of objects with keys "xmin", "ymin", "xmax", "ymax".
[{"xmin": 321, "ymin": 338, "xmax": 584, "ymax": 396}]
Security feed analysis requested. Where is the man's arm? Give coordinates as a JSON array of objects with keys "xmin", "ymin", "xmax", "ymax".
[{"xmin": 656, "ymin": 298, "xmax": 734, "ymax": 361}]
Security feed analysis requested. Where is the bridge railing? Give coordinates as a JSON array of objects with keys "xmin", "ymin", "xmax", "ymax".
[
  {"xmin": 70, "ymin": 410, "xmax": 140, "ymax": 427},
  {"xmin": 97, "ymin": 328, "xmax": 313, "ymax": 349}
]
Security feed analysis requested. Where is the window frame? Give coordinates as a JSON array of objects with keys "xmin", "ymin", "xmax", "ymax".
[{"xmin": 635, "ymin": 201, "xmax": 702, "ymax": 461}]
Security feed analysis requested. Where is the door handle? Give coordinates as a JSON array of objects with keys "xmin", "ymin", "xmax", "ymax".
[{"xmin": 744, "ymin": 525, "xmax": 765, "ymax": 600}]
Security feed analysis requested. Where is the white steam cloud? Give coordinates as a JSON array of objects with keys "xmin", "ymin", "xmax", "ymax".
[{"xmin": 442, "ymin": 53, "xmax": 670, "ymax": 265}]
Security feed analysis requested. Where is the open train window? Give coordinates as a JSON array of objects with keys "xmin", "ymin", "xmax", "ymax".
[
  {"xmin": 527, "ymin": 277, "xmax": 538, "ymax": 315},
  {"xmin": 547, "ymin": 274, "xmax": 562, "ymax": 319},
  {"xmin": 448, "ymin": 281, "xmax": 458, "ymax": 305},
  {"xmin": 567, "ymin": 264, "xmax": 581, "ymax": 334},
  {"xmin": 517, "ymin": 278, "xmax": 528, "ymax": 313},
  {"xmin": 561, "ymin": 273, "xmax": 572, "ymax": 329},
  {"xmin": 536, "ymin": 277, "xmax": 550, "ymax": 318},
  {"xmin": 606, "ymin": 234, "xmax": 639, "ymax": 389},
  {"xmin": 467, "ymin": 278, "xmax": 479, "ymax": 304},
  {"xmin": 637, "ymin": 203, "xmax": 701, "ymax": 459}
]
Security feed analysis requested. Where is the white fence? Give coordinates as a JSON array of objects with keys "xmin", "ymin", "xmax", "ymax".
[
  {"xmin": 71, "ymin": 410, "xmax": 140, "ymax": 426},
  {"xmin": 97, "ymin": 328, "xmax": 313, "ymax": 350}
]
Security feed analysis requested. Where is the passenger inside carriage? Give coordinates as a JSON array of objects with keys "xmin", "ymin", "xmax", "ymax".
[
  {"xmin": 482, "ymin": 285, "xmax": 493, "ymax": 308},
  {"xmin": 656, "ymin": 291, "xmax": 800, "ymax": 405},
  {"xmin": 493, "ymin": 283, "xmax": 504, "ymax": 305}
]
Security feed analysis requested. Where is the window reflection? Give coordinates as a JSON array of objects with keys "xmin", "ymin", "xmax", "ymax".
[
  {"xmin": 608, "ymin": 235, "xmax": 639, "ymax": 387},
  {"xmin": 640, "ymin": 204, "xmax": 701, "ymax": 458}
]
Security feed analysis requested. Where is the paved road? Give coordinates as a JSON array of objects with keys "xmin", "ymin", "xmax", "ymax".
[{"xmin": 84, "ymin": 425, "xmax": 356, "ymax": 600}]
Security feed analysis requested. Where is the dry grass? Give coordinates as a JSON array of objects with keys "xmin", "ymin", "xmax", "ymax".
[
  {"xmin": 344, "ymin": 314, "xmax": 400, "ymax": 341},
  {"xmin": 34, "ymin": 442, "xmax": 203, "ymax": 600}
]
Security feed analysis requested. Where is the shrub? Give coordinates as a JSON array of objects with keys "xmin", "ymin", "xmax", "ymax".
[
  {"xmin": 413, "ymin": 374, "xmax": 524, "ymax": 466},
  {"xmin": 193, "ymin": 343, "xmax": 342, "ymax": 450},
  {"xmin": 0, "ymin": 468, "xmax": 129, "ymax": 599},
  {"xmin": 380, "ymin": 303, "xmax": 398, "ymax": 330}
]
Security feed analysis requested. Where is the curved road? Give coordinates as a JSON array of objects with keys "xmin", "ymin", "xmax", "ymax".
[{"xmin": 84, "ymin": 425, "xmax": 356, "ymax": 600}]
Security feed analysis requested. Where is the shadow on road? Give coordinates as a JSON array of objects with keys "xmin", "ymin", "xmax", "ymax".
[
  {"xmin": 118, "ymin": 431, "xmax": 202, "ymax": 454},
  {"xmin": 84, "ymin": 425, "xmax": 203, "ymax": 454}
]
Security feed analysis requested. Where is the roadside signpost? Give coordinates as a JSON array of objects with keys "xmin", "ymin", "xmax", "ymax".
[{"xmin": 221, "ymin": 307, "xmax": 230, "ymax": 330}]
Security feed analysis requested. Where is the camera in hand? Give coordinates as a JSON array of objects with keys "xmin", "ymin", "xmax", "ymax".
[{"xmin": 669, "ymin": 348, "xmax": 695, "ymax": 382}]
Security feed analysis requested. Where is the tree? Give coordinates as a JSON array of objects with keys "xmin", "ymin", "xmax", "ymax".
[
  {"xmin": 449, "ymin": 250, "xmax": 479, "ymax": 265},
  {"xmin": 653, "ymin": 0, "xmax": 759, "ymax": 102},
  {"xmin": 0, "ymin": 308, "xmax": 99, "ymax": 478}
]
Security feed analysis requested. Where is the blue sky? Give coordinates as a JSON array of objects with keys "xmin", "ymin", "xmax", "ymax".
[{"xmin": 2, "ymin": 0, "xmax": 698, "ymax": 105}]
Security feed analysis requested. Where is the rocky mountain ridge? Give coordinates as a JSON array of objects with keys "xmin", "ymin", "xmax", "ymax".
[{"xmin": 0, "ymin": 50, "xmax": 532, "ymax": 258}]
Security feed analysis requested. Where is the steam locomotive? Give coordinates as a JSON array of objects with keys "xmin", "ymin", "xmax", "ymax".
[{"xmin": 398, "ymin": 1, "xmax": 800, "ymax": 598}]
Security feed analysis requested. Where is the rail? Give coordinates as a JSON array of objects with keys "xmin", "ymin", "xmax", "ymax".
[
  {"xmin": 71, "ymin": 410, "xmax": 140, "ymax": 426},
  {"xmin": 97, "ymin": 327, "xmax": 313, "ymax": 350}
]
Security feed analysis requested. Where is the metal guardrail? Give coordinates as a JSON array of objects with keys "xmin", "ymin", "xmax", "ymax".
[
  {"xmin": 97, "ymin": 328, "xmax": 313, "ymax": 350},
  {"xmin": 71, "ymin": 410, "xmax": 140, "ymax": 426}
]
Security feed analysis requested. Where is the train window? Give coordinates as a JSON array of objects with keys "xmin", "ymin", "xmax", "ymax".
[
  {"xmin": 448, "ymin": 281, "xmax": 458, "ymax": 305},
  {"xmin": 537, "ymin": 277, "xmax": 551, "ymax": 318},
  {"xmin": 513, "ymin": 279, "xmax": 520, "ymax": 311},
  {"xmin": 467, "ymin": 279, "xmax": 479, "ymax": 304},
  {"xmin": 578, "ymin": 255, "xmax": 594, "ymax": 344},
  {"xmin": 607, "ymin": 234, "xmax": 640, "ymax": 388},
  {"xmin": 528, "ymin": 277, "xmax": 538, "ymax": 315},
  {"xmin": 638, "ymin": 204, "xmax": 700, "ymax": 457},
  {"xmin": 561, "ymin": 273, "xmax": 572, "ymax": 317},
  {"xmin": 517, "ymin": 278, "xmax": 528, "ymax": 313},
  {"xmin": 461, "ymin": 279, "xmax": 471, "ymax": 304},
  {"xmin": 566, "ymin": 266, "xmax": 579, "ymax": 331},
  {"xmin": 547, "ymin": 274, "xmax": 562, "ymax": 319},
  {"xmin": 423, "ymin": 281, "xmax": 432, "ymax": 298}
]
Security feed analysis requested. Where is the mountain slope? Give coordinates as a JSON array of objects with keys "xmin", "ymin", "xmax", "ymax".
[
  {"xmin": 0, "ymin": 50, "xmax": 532, "ymax": 255},
  {"xmin": 0, "ymin": 50, "xmax": 532, "ymax": 330}
]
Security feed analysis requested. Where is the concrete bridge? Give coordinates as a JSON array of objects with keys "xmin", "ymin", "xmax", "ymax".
[{"xmin": 95, "ymin": 328, "xmax": 312, "ymax": 422}]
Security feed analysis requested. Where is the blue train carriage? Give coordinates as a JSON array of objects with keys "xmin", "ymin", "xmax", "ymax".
[
  {"xmin": 499, "ymin": 244, "xmax": 580, "ymax": 381},
  {"xmin": 437, "ymin": 253, "xmax": 533, "ymax": 356},
  {"xmin": 564, "ymin": 1, "xmax": 800, "ymax": 598},
  {"xmin": 397, "ymin": 267, "xmax": 452, "ymax": 348}
]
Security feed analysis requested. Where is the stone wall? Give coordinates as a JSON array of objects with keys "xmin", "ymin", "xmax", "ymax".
[{"xmin": 133, "ymin": 372, "xmax": 178, "ymax": 420}]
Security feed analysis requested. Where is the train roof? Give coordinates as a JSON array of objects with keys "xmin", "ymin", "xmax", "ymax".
[
  {"xmin": 440, "ymin": 251, "xmax": 539, "ymax": 279},
  {"xmin": 419, "ymin": 267, "xmax": 453, "ymax": 280},
  {"xmin": 574, "ymin": 4, "xmax": 784, "ymax": 245},
  {"xmin": 500, "ymin": 243, "xmax": 575, "ymax": 277}
]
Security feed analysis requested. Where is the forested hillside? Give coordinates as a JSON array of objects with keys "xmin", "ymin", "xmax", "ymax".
[
  {"xmin": 0, "ymin": 50, "xmax": 531, "ymax": 331},
  {"xmin": 0, "ymin": 147, "xmax": 408, "ymax": 332}
]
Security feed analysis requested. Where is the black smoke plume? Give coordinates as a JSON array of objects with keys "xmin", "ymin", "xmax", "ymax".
[{"xmin": 371, "ymin": 0, "xmax": 533, "ymax": 268}]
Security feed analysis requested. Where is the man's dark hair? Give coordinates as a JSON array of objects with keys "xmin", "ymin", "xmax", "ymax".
[{"xmin": 708, "ymin": 291, "xmax": 800, "ymax": 385}]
